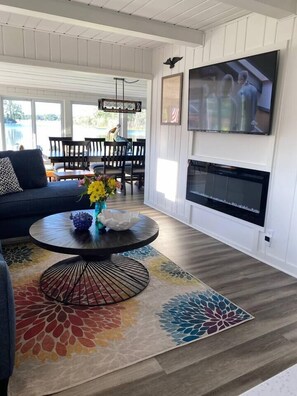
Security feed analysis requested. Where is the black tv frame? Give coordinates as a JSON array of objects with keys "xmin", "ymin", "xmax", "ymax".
[{"xmin": 187, "ymin": 50, "xmax": 279, "ymax": 135}]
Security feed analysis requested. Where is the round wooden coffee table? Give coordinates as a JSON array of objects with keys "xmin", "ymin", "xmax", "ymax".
[{"xmin": 29, "ymin": 210, "xmax": 159, "ymax": 306}]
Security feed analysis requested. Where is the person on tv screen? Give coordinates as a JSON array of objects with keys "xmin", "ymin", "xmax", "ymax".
[
  {"xmin": 219, "ymin": 74, "xmax": 237, "ymax": 132},
  {"xmin": 204, "ymin": 77, "xmax": 219, "ymax": 131},
  {"xmin": 237, "ymin": 70, "xmax": 258, "ymax": 132}
]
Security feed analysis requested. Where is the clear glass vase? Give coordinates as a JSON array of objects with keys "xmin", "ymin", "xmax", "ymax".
[{"xmin": 94, "ymin": 200, "xmax": 107, "ymax": 231}]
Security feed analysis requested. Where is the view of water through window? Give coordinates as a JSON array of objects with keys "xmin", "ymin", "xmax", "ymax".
[
  {"xmin": 72, "ymin": 104, "xmax": 146, "ymax": 141},
  {"xmin": 36, "ymin": 102, "xmax": 62, "ymax": 153},
  {"xmin": 3, "ymin": 100, "xmax": 62, "ymax": 153},
  {"xmin": 2, "ymin": 100, "xmax": 146, "ymax": 152},
  {"xmin": 4, "ymin": 100, "xmax": 33, "ymax": 150}
]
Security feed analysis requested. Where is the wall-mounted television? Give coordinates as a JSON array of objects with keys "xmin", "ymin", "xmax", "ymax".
[{"xmin": 188, "ymin": 50, "xmax": 279, "ymax": 135}]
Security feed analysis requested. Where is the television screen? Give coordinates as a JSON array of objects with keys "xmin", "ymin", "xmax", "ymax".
[{"xmin": 188, "ymin": 50, "xmax": 279, "ymax": 135}]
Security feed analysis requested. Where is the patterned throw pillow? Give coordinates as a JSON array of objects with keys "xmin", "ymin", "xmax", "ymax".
[{"xmin": 0, "ymin": 157, "xmax": 23, "ymax": 195}]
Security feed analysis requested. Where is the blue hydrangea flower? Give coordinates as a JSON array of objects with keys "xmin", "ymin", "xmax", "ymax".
[
  {"xmin": 160, "ymin": 261, "xmax": 194, "ymax": 281},
  {"xmin": 158, "ymin": 290, "xmax": 252, "ymax": 345},
  {"xmin": 121, "ymin": 245, "xmax": 158, "ymax": 260}
]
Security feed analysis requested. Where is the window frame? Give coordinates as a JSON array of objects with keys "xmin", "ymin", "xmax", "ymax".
[{"xmin": 1, "ymin": 96, "xmax": 64, "ymax": 151}]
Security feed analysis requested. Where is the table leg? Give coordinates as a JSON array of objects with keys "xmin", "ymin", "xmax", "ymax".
[{"xmin": 40, "ymin": 254, "xmax": 149, "ymax": 306}]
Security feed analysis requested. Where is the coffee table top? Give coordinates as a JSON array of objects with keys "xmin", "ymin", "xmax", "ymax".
[{"xmin": 29, "ymin": 210, "xmax": 159, "ymax": 257}]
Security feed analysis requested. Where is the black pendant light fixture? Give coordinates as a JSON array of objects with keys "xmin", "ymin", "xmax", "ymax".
[{"xmin": 98, "ymin": 78, "xmax": 142, "ymax": 113}]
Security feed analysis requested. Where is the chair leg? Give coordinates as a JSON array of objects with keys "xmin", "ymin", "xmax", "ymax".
[
  {"xmin": 139, "ymin": 174, "xmax": 144, "ymax": 190},
  {"xmin": 121, "ymin": 174, "xmax": 126, "ymax": 196},
  {"xmin": 130, "ymin": 175, "xmax": 133, "ymax": 195}
]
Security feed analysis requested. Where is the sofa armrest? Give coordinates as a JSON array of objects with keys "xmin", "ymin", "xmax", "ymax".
[{"xmin": 0, "ymin": 250, "xmax": 16, "ymax": 384}]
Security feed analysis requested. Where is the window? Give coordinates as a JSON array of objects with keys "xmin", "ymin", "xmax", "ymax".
[
  {"xmin": 127, "ymin": 110, "xmax": 146, "ymax": 140},
  {"xmin": 1, "ymin": 99, "xmax": 147, "ymax": 151},
  {"xmin": 2, "ymin": 99, "xmax": 62, "ymax": 154},
  {"xmin": 35, "ymin": 102, "xmax": 62, "ymax": 153},
  {"xmin": 72, "ymin": 104, "xmax": 119, "ymax": 140},
  {"xmin": 3, "ymin": 99, "xmax": 32, "ymax": 150}
]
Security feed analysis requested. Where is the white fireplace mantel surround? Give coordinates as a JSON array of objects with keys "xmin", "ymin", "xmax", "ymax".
[{"xmin": 146, "ymin": 13, "xmax": 297, "ymax": 279}]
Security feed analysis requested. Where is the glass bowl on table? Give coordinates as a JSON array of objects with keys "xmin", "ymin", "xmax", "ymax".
[{"xmin": 97, "ymin": 209, "xmax": 140, "ymax": 231}]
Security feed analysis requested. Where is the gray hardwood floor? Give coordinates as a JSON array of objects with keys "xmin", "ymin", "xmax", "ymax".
[{"xmin": 48, "ymin": 190, "xmax": 297, "ymax": 395}]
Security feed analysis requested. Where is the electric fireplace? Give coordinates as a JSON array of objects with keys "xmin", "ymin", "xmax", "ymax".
[{"xmin": 186, "ymin": 160, "xmax": 270, "ymax": 226}]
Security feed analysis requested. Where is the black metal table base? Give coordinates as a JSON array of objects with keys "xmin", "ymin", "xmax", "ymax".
[{"xmin": 40, "ymin": 254, "xmax": 149, "ymax": 306}]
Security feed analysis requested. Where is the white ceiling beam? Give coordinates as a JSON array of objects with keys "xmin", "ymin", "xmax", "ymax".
[
  {"xmin": 0, "ymin": 0, "xmax": 204, "ymax": 47},
  {"xmin": 219, "ymin": 0, "xmax": 297, "ymax": 19},
  {"xmin": 0, "ymin": 54, "xmax": 153, "ymax": 81}
]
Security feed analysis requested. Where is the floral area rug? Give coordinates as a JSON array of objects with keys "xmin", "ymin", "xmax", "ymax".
[{"xmin": 4, "ymin": 243, "xmax": 254, "ymax": 396}]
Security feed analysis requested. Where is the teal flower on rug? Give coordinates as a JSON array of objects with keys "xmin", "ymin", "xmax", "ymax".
[
  {"xmin": 160, "ymin": 261, "xmax": 194, "ymax": 281},
  {"xmin": 158, "ymin": 290, "xmax": 253, "ymax": 345},
  {"xmin": 121, "ymin": 245, "xmax": 158, "ymax": 260},
  {"xmin": 3, "ymin": 245, "xmax": 33, "ymax": 266}
]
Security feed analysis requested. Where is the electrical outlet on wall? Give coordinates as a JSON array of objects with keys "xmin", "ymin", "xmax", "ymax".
[{"xmin": 264, "ymin": 229, "xmax": 273, "ymax": 247}]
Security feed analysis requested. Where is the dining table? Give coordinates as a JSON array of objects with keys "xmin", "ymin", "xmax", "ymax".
[
  {"xmin": 47, "ymin": 150, "xmax": 145, "ymax": 186},
  {"xmin": 47, "ymin": 150, "xmax": 103, "ymax": 164},
  {"xmin": 47, "ymin": 150, "xmax": 143, "ymax": 167}
]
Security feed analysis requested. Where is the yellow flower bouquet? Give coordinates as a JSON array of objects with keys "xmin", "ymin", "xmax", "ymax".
[
  {"xmin": 79, "ymin": 175, "xmax": 120, "ymax": 204},
  {"xmin": 78, "ymin": 175, "xmax": 121, "ymax": 230}
]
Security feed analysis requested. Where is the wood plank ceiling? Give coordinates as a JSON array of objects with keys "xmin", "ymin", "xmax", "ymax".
[{"xmin": 0, "ymin": 0, "xmax": 251, "ymax": 49}]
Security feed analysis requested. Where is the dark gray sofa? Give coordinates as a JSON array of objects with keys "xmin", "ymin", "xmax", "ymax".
[
  {"xmin": 0, "ymin": 149, "xmax": 91, "ymax": 393},
  {"xmin": 0, "ymin": 243, "xmax": 15, "ymax": 396},
  {"xmin": 0, "ymin": 149, "xmax": 90, "ymax": 239}
]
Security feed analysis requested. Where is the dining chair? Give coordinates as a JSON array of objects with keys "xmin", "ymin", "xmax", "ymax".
[
  {"xmin": 49, "ymin": 136, "xmax": 72, "ymax": 153},
  {"xmin": 125, "ymin": 141, "xmax": 145, "ymax": 195},
  {"xmin": 136, "ymin": 138, "xmax": 146, "ymax": 143},
  {"xmin": 54, "ymin": 140, "xmax": 92, "ymax": 180},
  {"xmin": 49, "ymin": 137, "xmax": 73, "ymax": 171},
  {"xmin": 101, "ymin": 141, "xmax": 128, "ymax": 195},
  {"xmin": 84, "ymin": 137, "xmax": 105, "ymax": 155},
  {"xmin": 84, "ymin": 137, "xmax": 105, "ymax": 172}
]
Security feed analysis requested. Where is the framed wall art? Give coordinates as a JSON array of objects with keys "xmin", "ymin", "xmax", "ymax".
[{"xmin": 161, "ymin": 73, "xmax": 183, "ymax": 125}]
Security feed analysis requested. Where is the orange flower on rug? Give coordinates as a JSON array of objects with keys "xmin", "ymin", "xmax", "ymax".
[{"xmin": 15, "ymin": 279, "xmax": 138, "ymax": 365}]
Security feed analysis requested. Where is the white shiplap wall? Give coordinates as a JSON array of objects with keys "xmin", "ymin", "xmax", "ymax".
[{"xmin": 147, "ymin": 14, "xmax": 297, "ymax": 278}]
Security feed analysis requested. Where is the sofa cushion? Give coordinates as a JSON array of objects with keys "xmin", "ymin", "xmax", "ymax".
[
  {"xmin": 0, "ymin": 180, "xmax": 90, "ymax": 220},
  {"xmin": 0, "ymin": 157, "xmax": 23, "ymax": 196},
  {"xmin": 0, "ymin": 149, "xmax": 47, "ymax": 189}
]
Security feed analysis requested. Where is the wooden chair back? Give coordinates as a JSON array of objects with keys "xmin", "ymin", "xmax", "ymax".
[
  {"xmin": 84, "ymin": 138, "xmax": 105, "ymax": 155},
  {"xmin": 103, "ymin": 141, "xmax": 128, "ymax": 171},
  {"xmin": 49, "ymin": 137, "xmax": 72, "ymax": 153},
  {"xmin": 103, "ymin": 141, "xmax": 128, "ymax": 194},
  {"xmin": 62, "ymin": 140, "xmax": 90, "ymax": 170},
  {"xmin": 125, "ymin": 141, "xmax": 145, "ymax": 195},
  {"xmin": 131, "ymin": 141, "xmax": 145, "ymax": 170}
]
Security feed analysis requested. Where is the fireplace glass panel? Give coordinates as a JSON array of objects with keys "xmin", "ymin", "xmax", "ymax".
[{"xmin": 186, "ymin": 161, "xmax": 270, "ymax": 226}]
